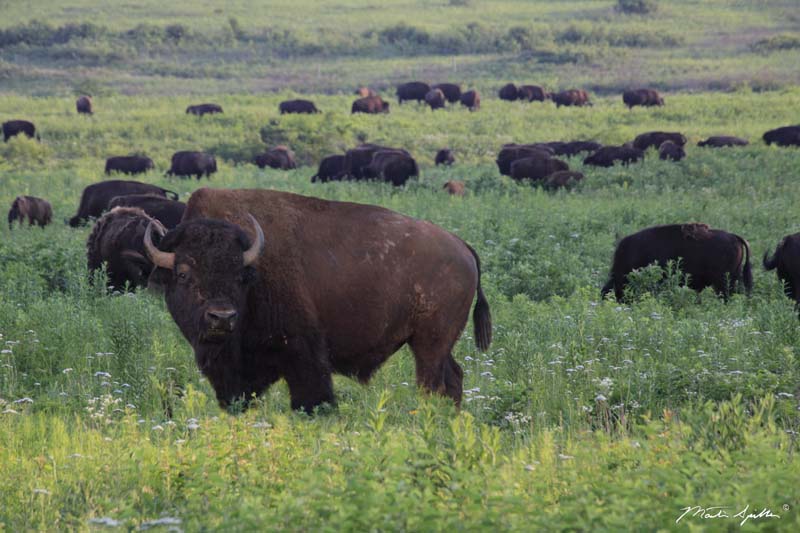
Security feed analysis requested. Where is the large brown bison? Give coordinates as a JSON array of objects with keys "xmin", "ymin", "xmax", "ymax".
[
  {"xmin": 435, "ymin": 149, "xmax": 454, "ymax": 166},
  {"xmin": 364, "ymin": 150, "xmax": 419, "ymax": 186},
  {"xmin": 355, "ymin": 87, "xmax": 377, "ymax": 98},
  {"xmin": 186, "ymin": 103, "xmax": 223, "ymax": 116},
  {"xmin": 510, "ymin": 157, "xmax": 569, "ymax": 183},
  {"xmin": 255, "ymin": 146, "xmax": 296, "ymax": 170},
  {"xmin": 311, "ymin": 155, "xmax": 346, "ymax": 183},
  {"xmin": 460, "ymin": 90, "xmax": 480, "ymax": 111},
  {"xmin": 583, "ymin": 146, "xmax": 644, "ymax": 167},
  {"xmin": 601, "ymin": 223, "xmax": 752, "ymax": 300},
  {"xmin": 108, "ymin": 194, "xmax": 186, "ymax": 230},
  {"xmin": 552, "ymin": 89, "xmax": 591, "ymax": 107},
  {"xmin": 425, "ymin": 89, "xmax": 446, "ymax": 111},
  {"xmin": 68, "ymin": 180, "xmax": 178, "ymax": 227},
  {"xmin": 433, "ymin": 83, "xmax": 462, "ymax": 104},
  {"xmin": 2, "ymin": 120, "xmax": 38, "ymax": 142},
  {"xmin": 8, "ymin": 196, "xmax": 52, "ymax": 230},
  {"xmin": 659, "ymin": 141, "xmax": 686, "ymax": 161},
  {"xmin": 496, "ymin": 144, "xmax": 554, "ymax": 176},
  {"xmin": 763, "ymin": 125, "xmax": 800, "ymax": 147},
  {"xmin": 279, "ymin": 99, "xmax": 320, "ymax": 114},
  {"xmin": 351, "ymin": 96, "xmax": 390, "ymax": 114},
  {"xmin": 76, "ymin": 95, "xmax": 93, "ymax": 115},
  {"xmin": 622, "ymin": 89, "xmax": 664, "ymax": 109},
  {"xmin": 518, "ymin": 85, "xmax": 549, "ymax": 102},
  {"xmin": 543, "ymin": 141, "xmax": 603, "ymax": 157},
  {"xmin": 443, "ymin": 180, "xmax": 465, "ymax": 196},
  {"xmin": 87, "ymin": 207, "xmax": 166, "ymax": 291},
  {"xmin": 697, "ymin": 136, "xmax": 749, "ymax": 148},
  {"xmin": 166, "ymin": 151, "xmax": 217, "ymax": 179},
  {"xmin": 763, "ymin": 233, "xmax": 800, "ymax": 305},
  {"xmin": 498, "ymin": 83, "xmax": 519, "ymax": 101},
  {"xmin": 105, "ymin": 155, "xmax": 155, "ymax": 175},
  {"xmin": 396, "ymin": 81, "xmax": 431, "ymax": 104},
  {"xmin": 143, "ymin": 188, "xmax": 492, "ymax": 412},
  {"xmin": 633, "ymin": 131, "xmax": 687, "ymax": 151}
]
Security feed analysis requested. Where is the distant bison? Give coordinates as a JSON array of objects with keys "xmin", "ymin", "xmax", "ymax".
[
  {"xmin": 763, "ymin": 233, "xmax": 800, "ymax": 305},
  {"xmin": 364, "ymin": 150, "xmax": 419, "ymax": 186},
  {"xmin": 433, "ymin": 83, "xmax": 462, "ymax": 103},
  {"xmin": 166, "ymin": 151, "xmax": 217, "ymax": 179},
  {"xmin": 105, "ymin": 155, "xmax": 155, "ymax": 175},
  {"xmin": 68, "ymin": 180, "xmax": 178, "ymax": 227},
  {"xmin": 255, "ymin": 146, "xmax": 296, "ymax": 170},
  {"xmin": 2, "ymin": 120, "xmax": 37, "ymax": 142},
  {"xmin": 425, "ymin": 89, "xmax": 446, "ymax": 111},
  {"xmin": 698, "ymin": 136, "xmax": 749, "ymax": 148},
  {"xmin": 518, "ymin": 85, "xmax": 549, "ymax": 102},
  {"xmin": 352, "ymin": 95, "xmax": 390, "ymax": 114},
  {"xmin": 87, "ymin": 206, "xmax": 166, "ymax": 291},
  {"xmin": 76, "ymin": 95, "xmax": 93, "ymax": 115},
  {"xmin": 543, "ymin": 171, "xmax": 584, "ymax": 191},
  {"xmin": 460, "ymin": 90, "xmax": 480, "ymax": 111},
  {"xmin": 108, "ymin": 194, "xmax": 186, "ymax": 230},
  {"xmin": 496, "ymin": 143, "xmax": 554, "ymax": 176},
  {"xmin": 311, "ymin": 154, "xmax": 346, "ymax": 183},
  {"xmin": 510, "ymin": 157, "xmax": 569, "ymax": 183},
  {"xmin": 601, "ymin": 223, "xmax": 752, "ymax": 300},
  {"xmin": 633, "ymin": 131, "xmax": 687, "ymax": 151},
  {"xmin": 279, "ymin": 99, "xmax": 320, "ymax": 114},
  {"xmin": 622, "ymin": 89, "xmax": 664, "ymax": 109},
  {"xmin": 342, "ymin": 144, "xmax": 408, "ymax": 180},
  {"xmin": 498, "ymin": 83, "xmax": 519, "ymax": 101},
  {"xmin": 396, "ymin": 82, "xmax": 431, "ymax": 104},
  {"xmin": 544, "ymin": 141, "xmax": 603, "ymax": 157},
  {"xmin": 552, "ymin": 89, "xmax": 591, "ymax": 107},
  {"xmin": 8, "ymin": 196, "xmax": 52, "ymax": 230},
  {"xmin": 186, "ymin": 103, "xmax": 223, "ymax": 116},
  {"xmin": 443, "ymin": 180, "xmax": 465, "ymax": 196},
  {"xmin": 435, "ymin": 149, "xmax": 454, "ymax": 166},
  {"xmin": 583, "ymin": 146, "xmax": 644, "ymax": 167},
  {"xmin": 355, "ymin": 87, "xmax": 377, "ymax": 98},
  {"xmin": 763, "ymin": 125, "xmax": 800, "ymax": 147},
  {"xmin": 659, "ymin": 141, "xmax": 686, "ymax": 161}
]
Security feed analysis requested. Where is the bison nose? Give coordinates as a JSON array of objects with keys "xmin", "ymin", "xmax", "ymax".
[{"xmin": 205, "ymin": 308, "xmax": 238, "ymax": 330}]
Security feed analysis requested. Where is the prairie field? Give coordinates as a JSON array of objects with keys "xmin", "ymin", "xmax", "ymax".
[{"xmin": 1, "ymin": 0, "xmax": 800, "ymax": 531}]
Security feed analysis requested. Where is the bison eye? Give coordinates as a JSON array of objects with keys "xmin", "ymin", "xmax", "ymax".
[{"xmin": 177, "ymin": 271, "xmax": 189, "ymax": 282}]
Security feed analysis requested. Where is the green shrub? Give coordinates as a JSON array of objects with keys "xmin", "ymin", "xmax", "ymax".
[
  {"xmin": 751, "ymin": 33, "xmax": 800, "ymax": 54},
  {"xmin": 617, "ymin": 0, "xmax": 658, "ymax": 15}
]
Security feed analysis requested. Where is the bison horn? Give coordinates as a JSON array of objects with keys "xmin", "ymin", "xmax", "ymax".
[
  {"xmin": 143, "ymin": 221, "xmax": 174, "ymax": 270},
  {"xmin": 242, "ymin": 214, "xmax": 264, "ymax": 267}
]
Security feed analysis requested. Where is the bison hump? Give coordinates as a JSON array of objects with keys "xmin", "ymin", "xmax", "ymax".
[{"xmin": 681, "ymin": 223, "xmax": 712, "ymax": 240}]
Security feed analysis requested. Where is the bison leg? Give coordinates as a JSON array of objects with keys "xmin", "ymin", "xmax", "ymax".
[
  {"xmin": 282, "ymin": 336, "xmax": 335, "ymax": 414},
  {"xmin": 409, "ymin": 335, "xmax": 464, "ymax": 405}
]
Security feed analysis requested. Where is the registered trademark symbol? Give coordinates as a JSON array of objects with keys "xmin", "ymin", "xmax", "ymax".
[{"xmin": 784, "ymin": 504, "xmax": 790, "ymax": 511}]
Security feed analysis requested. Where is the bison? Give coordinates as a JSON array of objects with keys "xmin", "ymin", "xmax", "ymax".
[
  {"xmin": 697, "ymin": 136, "xmax": 749, "ymax": 148},
  {"xmin": 355, "ymin": 87, "xmax": 377, "ymax": 98},
  {"xmin": 435, "ymin": 149, "xmax": 454, "ymax": 166},
  {"xmin": 425, "ymin": 89, "xmax": 446, "ymax": 111},
  {"xmin": 496, "ymin": 144, "xmax": 554, "ymax": 176},
  {"xmin": 763, "ymin": 125, "xmax": 800, "ymax": 147},
  {"xmin": 552, "ymin": 89, "xmax": 591, "ymax": 107},
  {"xmin": 105, "ymin": 155, "xmax": 155, "ymax": 175},
  {"xmin": 659, "ymin": 141, "xmax": 686, "ymax": 161},
  {"xmin": 108, "ymin": 194, "xmax": 186, "ymax": 230},
  {"xmin": 433, "ymin": 83, "xmax": 462, "ymax": 104},
  {"xmin": 498, "ymin": 83, "xmax": 519, "ymax": 101},
  {"xmin": 583, "ymin": 146, "xmax": 644, "ymax": 167},
  {"xmin": 518, "ymin": 85, "xmax": 549, "ymax": 102},
  {"xmin": 510, "ymin": 157, "xmax": 569, "ymax": 183},
  {"xmin": 351, "ymin": 95, "xmax": 390, "ymax": 114},
  {"xmin": 341, "ymin": 144, "xmax": 408, "ymax": 180},
  {"xmin": 460, "ymin": 90, "xmax": 480, "ymax": 111},
  {"xmin": 87, "ymin": 206, "xmax": 166, "ymax": 292},
  {"xmin": 622, "ymin": 89, "xmax": 664, "ymax": 109},
  {"xmin": 544, "ymin": 141, "xmax": 603, "ymax": 157},
  {"xmin": 311, "ymin": 155, "xmax": 346, "ymax": 183},
  {"xmin": 763, "ymin": 233, "xmax": 800, "ymax": 305},
  {"xmin": 76, "ymin": 95, "xmax": 93, "ymax": 115},
  {"xmin": 364, "ymin": 150, "xmax": 419, "ymax": 186},
  {"xmin": 279, "ymin": 99, "xmax": 320, "ymax": 114},
  {"xmin": 186, "ymin": 103, "xmax": 223, "ymax": 116},
  {"xmin": 68, "ymin": 180, "xmax": 178, "ymax": 227},
  {"xmin": 543, "ymin": 171, "xmax": 584, "ymax": 191},
  {"xmin": 143, "ymin": 187, "xmax": 492, "ymax": 413},
  {"xmin": 255, "ymin": 146, "xmax": 296, "ymax": 170},
  {"xmin": 396, "ymin": 82, "xmax": 431, "ymax": 104},
  {"xmin": 2, "ymin": 120, "xmax": 38, "ymax": 142},
  {"xmin": 601, "ymin": 223, "xmax": 752, "ymax": 301},
  {"xmin": 633, "ymin": 131, "xmax": 687, "ymax": 151},
  {"xmin": 8, "ymin": 196, "xmax": 52, "ymax": 230},
  {"xmin": 443, "ymin": 180, "xmax": 465, "ymax": 196},
  {"xmin": 166, "ymin": 151, "xmax": 217, "ymax": 179}
]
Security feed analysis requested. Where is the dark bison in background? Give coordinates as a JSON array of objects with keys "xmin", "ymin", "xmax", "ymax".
[
  {"xmin": 633, "ymin": 131, "xmax": 687, "ymax": 151},
  {"xmin": 698, "ymin": 136, "xmax": 749, "ymax": 148},
  {"xmin": 87, "ymin": 206, "xmax": 166, "ymax": 291},
  {"xmin": 105, "ymin": 155, "xmax": 155, "ymax": 175},
  {"xmin": 622, "ymin": 89, "xmax": 664, "ymax": 109},
  {"xmin": 108, "ymin": 194, "xmax": 186, "ymax": 230},
  {"xmin": 601, "ymin": 223, "xmax": 752, "ymax": 300},
  {"xmin": 8, "ymin": 196, "xmax": 52, "ymax": 230},
  {"xmin": 144, "ymin": 188, "xmax": 492, "ymax": 412},
  {"xmin": 2, "ymin": 120, "xmax": 38, "ymax": 142},
  {"xmin": 583, "ymin": 145, "xmax": 644, "ymax": 167},
  {"xmin": 341, "ymin": 144, "xmax": 409, "ymax": 180},
  {"xmin": 496, "ymin": 143, "xmax": 554, "ymax": 176},
  {"xmin": 396, "ymin": 81, "xmax": 431, "ymax": 104},
  {"xmin": 352, "ymin": 95, "xmax": 390, "ymax": 114},
  {"xmin": 186, "ymin": 103, "xmax": 223, "ymax": 116},
  {"xmin": 518, "ymin": 85, "xmax": 549, "ymax": 102},
  {"xmin": 279, "ymin": 99, "xmax": 320, "ymax": 114},
  {"xmin": 433, "ymin": 83, "xmax": 462, "ymax": 104},
  {"xmin": 764, "ymin": 233, "xmax": 800, "ymax": 305},
  {"xmin": 364, "ymin": 149, "xmax": 419, "ymax": 186},
  {"xmin": 355, "ymin": 87, "xmax": 377, "ymax": 98},
  {"xmin": 435, "ymin": 149, "xmax": 454, "ymax": 166},
  {"xmin": 255, "ymin": 146, "xmax": 296, "ymax": 170},
  {"xmin": 443, "ymin": 180, "xmax": 465, "ymax": 196},
  {"xmin": 543, "ymin": 141, "xmax": 603, "ymax": 157},
  {"xmin": 68, "ymin": 180, "xmax": 178, "ymax": 227},
  {"xmin": 311, "ymin": 154, "xmax": 346, "ymax": 183},
  {"xmin": 425, "ymin": 89, "xmax": 446, "ymax": 110},
  {"xmin": 76, "ymin": 95, "xmax": 93, "ymax": 115},
  {"xmin": 460, "ymin": 90, "xmax": 480, "ymax": 111},
  {"xmin": 659, "ymin": 141, "xmax": 686, "ymax": 161},
  {"xmin": 510, "ymin": 157, "xmax": 569, "ymax": 183},
  {"xmin": 763, "ymin": 125, "xmax": 800, "ymax": 147},
  {"xmin": 498, "ymin": 83, "xmax": 519, "ymax": 101},
  {"xmin": 166, "ymin": 151, "xmax": 217, "ymax": 179},
  {"xmin": 543, "ymin": 171, "xmax": 584, "ymax": 191},
  {"xmin": 552, "ymin": 89, "xmax": 591, "ymax": 107}
]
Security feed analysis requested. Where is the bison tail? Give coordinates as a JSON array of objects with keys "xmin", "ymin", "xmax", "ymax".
[
  {"xmin": 738, "ymin": 236, "xmax": 753, "ymax": 295},
  {"xmin": 763, "ymin": 247, "xmax": 779, "ymax": 271},
  {"xmin": 465, "ymin": 243, "xmax": 492, "ymax": 351}
]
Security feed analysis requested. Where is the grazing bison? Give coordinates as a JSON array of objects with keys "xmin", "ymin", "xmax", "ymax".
[
  {"xmin": 279, "ymin": 99, "xmax": 320, "ymax": 114},
  {"xmin": 602, "ymin": 224, "xmax": 752, "ymax": 300},
  {"xmin": 763, "ymin": 125, "xmax": 800, "ymax": 147},
  {"xmin": 108, "ymin": 194, "xmax": 186, "ymax": 230},
  {"xmin": 68, "ymin": 180, "xmax": 178, "ymax": 227},
  {"xmin": 443, "ymin": 180, "xmax": 465, "ymax": 196},
  {"xmin": 633, "ymin": 131, "xmax": 687, "ymax": 151},
  {"xmin": 355, "ymin": 87, "xmax": 377, "ymax": 98},
  {"xmin": 433, "ymin": 83, "xmax": 462, "ymax": 104},
  {"xmin": 460, "ymin": 89, "xmax": 480, "ymax": 111},
  {"xmin": 510, "ymin": 157, "xmax": 569, "ymax": 183},
  {"xmin": 144, "ymin": 188, "xmax": 492, "ymax": 412},
  {"xmin": 435, "ymin": 149, "xmax": 454, "ymax": 166},
  {"xmin": 352, "ymin": 95, "xmax": 390, "ymax": 114},
  {"xmin": 552, "ymin": 89, "xmax": 591, "ymax": 107},
  {"xmin": 311, "ymin": 155, "xmax": 346, "ymax": 183},
  {"xmin": 698, "ymin": 136, "xmax": 749, "ymax": 148},
  {"xmin": 255, "ymin": 146, "xmax": 297, "ymax": 170},
  {"xmin": 544, "ymin": 141, "xmax": 603, "ymax": 157},
  {"xmin": 498, "ymin": 83, "xmax": 519, "ymax": 101},
  {"xmin": 518, "ymin": 85, "xmax": 549, "ymax": 102},
  {"xmin": 186, "ymin": 103, "xmax": 223, "ymax": 116},
  {"xmin": 2, "ymin": 120, "xmax": 37, "ymax": 142},
  {"xmin": 622, "ymin": 89, "xmax": 664, "ymax": 109},
  {"xmin": 396, "ymin": 82, "xmax": 431, "ymax": 104},
  {"xmin": 364, "ymin": 150, "xmax": 419, "ymax": 186},
  {"xmin": 583, "ymin": 146, "xmax": 644, "ymax": 167},
  {"xmin": 763, "ymin": 234, "xmax": 800, "ymax": 305},
  {"xmin": 105, "ymin": 155, "xmax": 155, "ymax": 175},
  {"xmin": 8, "ymin": 196, "xmax": 52, "ymax": 230},
  {"xmin": 425, "ymin": 89, "xmax": 446, "ymax": 111},
  {"xmin": 341, "ymin": 144, "xmax": 408, "ymax": 180},
  {"xmin": 87, "ymin": 207, "xmax": 166, "ymax": 291},
  {"xmin": 496, "ymin": 144, "xmax": 554, "ymax": 176},
  {"xmin": 543, "ymin": 171, "xmax": 584, "ymax": 191},
  {"xmin": 76, "ymin": 95, "xmax": 93, "ymax": 115},
  {"xmin": 166, "ymin": 151, "xmax": 217, "ymax": 179},
  {"xmin": 659, "ymin": 141, "xmax": 686, "ymax": 161}
]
